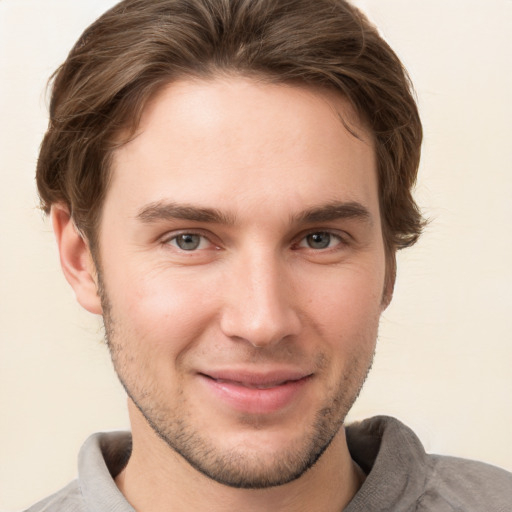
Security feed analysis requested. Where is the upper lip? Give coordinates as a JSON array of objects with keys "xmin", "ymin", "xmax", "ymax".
[{"xmin": 199, "ymin": 369, "xmax": 312, "ymax": 387}]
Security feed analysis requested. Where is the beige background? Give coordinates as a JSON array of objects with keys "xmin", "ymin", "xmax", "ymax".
[{"xmin": 1, "ymin": 0, "xmax": 511, "ymax": 510}]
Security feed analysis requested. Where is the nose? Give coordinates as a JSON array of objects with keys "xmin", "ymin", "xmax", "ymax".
[{"xmin": 219, "ymin": 250, "xmax": 301, "ymax": 348}]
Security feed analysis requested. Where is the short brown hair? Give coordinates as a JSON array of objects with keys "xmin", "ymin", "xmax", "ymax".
[{"xmin": 37, "ymin": 0, "xmax": 424, "ymax": 256}]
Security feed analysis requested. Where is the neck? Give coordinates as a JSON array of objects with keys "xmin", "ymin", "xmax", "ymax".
[{"xmin": 116, "ymin": 402, "xmax": 365, "ymax": 512}]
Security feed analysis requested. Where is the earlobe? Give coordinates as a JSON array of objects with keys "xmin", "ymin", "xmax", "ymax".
[{"xmin": 51, "ymin": 204, "xmax": 103, "ymax": 315}]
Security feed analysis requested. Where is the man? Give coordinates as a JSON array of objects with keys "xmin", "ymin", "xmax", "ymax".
[{"xmin": 26, "ymin": 0, "xmax": 511, "ymax": 510}]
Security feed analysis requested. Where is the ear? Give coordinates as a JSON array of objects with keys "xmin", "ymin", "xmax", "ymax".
[
  {"xmin": 51, "ymin": 204, "xmax": 103, "ymax": 315},
  {"xmin": 381, "ymin": 253, "xmax": 396, "ymax": 310}
]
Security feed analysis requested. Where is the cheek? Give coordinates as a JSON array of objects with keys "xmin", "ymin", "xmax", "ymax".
[
  {"xmin": 301, "ymin": 263, "xmax": 385, "ymax": 333},
  {"xmin": 105, "ymin": 265, "xmax": 220, "ymax": 354}
]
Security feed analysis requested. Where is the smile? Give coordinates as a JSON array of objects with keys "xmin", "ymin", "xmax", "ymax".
[
  {"xmin": 209, "ymin": 377, "xmax": 300, "ymax": 389},
  {"xmin": 198, "ymin": 371, "xmax": 312, "ymax": 414}
]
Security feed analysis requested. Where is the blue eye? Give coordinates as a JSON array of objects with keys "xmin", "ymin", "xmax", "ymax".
[
  {"xmin": 176, "ymin": 234, "xmax": 201, "ymax": 250},
  {"xmin": 169, "ymin": 233, "xmax": 208, "ymax": 251},
  {"xmin": 307, "ymin": 232, "xmax": 330, "ymax": 249},
  {"xmin": 299, "ymin": 232, "xmax": 341, "ymax": 250}
]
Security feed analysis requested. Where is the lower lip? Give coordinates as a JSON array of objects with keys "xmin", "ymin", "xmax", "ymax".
[{"xmin": 199, "ymin": 375, "xmax": 310, "ymax": 415}]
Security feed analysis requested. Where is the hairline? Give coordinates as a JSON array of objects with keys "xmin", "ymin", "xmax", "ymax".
[{"xmin": 87, "ymin": 71, "xmax": 377, "ymax": 253}]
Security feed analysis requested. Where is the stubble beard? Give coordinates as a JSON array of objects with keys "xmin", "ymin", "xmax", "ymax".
[{"xmin": 99, "ymin": 284, "xmax": 375, "ymax": 489}]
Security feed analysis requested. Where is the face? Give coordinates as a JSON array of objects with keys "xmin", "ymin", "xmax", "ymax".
[{"xmin": 96, "ymin": 77, "xmax": 388, "ymax": 488}]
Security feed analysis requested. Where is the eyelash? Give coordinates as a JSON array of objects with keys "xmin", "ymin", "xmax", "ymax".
[
  {"xmin": 162, "ymin": 231, "xmax": 216, "ymax": 252},
  {"xmin": 162, "ymin": 229, "xmax": 349, "ymax": 253},
  {"xmin": 295, "ymin": 230, "xmax": 346, "ymax": 250}
]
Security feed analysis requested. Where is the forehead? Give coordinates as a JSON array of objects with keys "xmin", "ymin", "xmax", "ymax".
[{"xmin": 106, "ymin": 76, "xmax": 378, "ymax": 224}]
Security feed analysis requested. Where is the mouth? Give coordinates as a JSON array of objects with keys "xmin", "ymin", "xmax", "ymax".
[
  {"xmin": 198, "ymin": 370, "xmax": 312, "ymax": 414},
  {"xmin": 200, "ymin": 369, "xmax": 312, "ymax": 387},
  {"xmin": 207, "ymin": 377, "xmax": 300, "ymax": 389}
]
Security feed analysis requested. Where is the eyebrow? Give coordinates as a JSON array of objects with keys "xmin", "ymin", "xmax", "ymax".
[
  {"xmin": 293, "ymin": 201, "xmax": 372, "ymax": 225},
  {"xmin": 136, "ymin": 201, "xmax": 236, "ymax": 225},
  {"xmin": 136, "ymin": 200, "xmax": 371, "ymax": 226}
]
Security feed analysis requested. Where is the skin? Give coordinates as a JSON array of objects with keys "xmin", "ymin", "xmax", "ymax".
[{"xmin": 53, "ymin": 76, "xmax": 391, "ymax": 512}]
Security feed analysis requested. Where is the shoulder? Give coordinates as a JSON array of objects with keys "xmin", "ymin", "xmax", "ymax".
[
  {"xmin": 24, "ymin": 431, "xmax": 133, "ymax": 512},
  {"xmin": 346, "ymin": 416, "xmax": 512, "ymax": 512},
  {"xmin": 419, "ymin": 454, "xmax": 512, "ymax": 511},
  {"xmin": 24, "ymin": 480, "xmax": 86, "ymax": 512}
]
